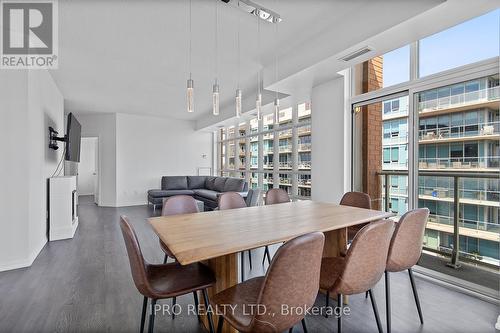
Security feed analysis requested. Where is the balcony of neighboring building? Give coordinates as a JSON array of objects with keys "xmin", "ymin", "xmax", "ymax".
[
  {"xmin": 418, "ymin": 156, "xmax": 499, "ymax": 172},
  {"xmin": 418, "ymin": 85, "xmax": 499, "ymax": 116},
  {"xmin": 419, "ymin": 120, "xmax": 500, "ymax": 144}
]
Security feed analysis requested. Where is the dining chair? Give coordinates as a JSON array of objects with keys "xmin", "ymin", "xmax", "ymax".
[
  {"xmin": 339, "ymin": 191, "xmax": 372, "ymax": 241},
  {"xmin": 211, "ymin": 232, "xmax": 325, "ymax": 333},
  {"xmin": 262, "ymin": 188, "xmax": 291, "ymax": 265},
  {"xmin": 119, "ymin": 216, "xmax": 216, "ymax": 333},
  {"xmin": 217, "ymin": 192, "xmax": 253, "ymax": 277},
  {"xmin": 384, "ymin": 208, "xmax": 429, "ymax": 333},
  {"xmin": 158, "ymin": 195, "xmax": 200, "ymax": 319},
  {"xmin": 320, "ymin": 219, "xmax": 394, "ymax": 333}
]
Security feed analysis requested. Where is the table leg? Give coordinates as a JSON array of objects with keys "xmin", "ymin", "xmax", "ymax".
[
  {"xmin": 321, "ymin": 228, "xmax": 349, "ymax": 304},
  {"xmin": 200, "ymin": 253, "xmax": 238, "ymax": 333}
]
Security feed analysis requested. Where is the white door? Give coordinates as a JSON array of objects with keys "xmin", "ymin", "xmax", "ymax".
[{"xmin": 78, "ymin": 137, "xmax": 98, "ymax": 201}]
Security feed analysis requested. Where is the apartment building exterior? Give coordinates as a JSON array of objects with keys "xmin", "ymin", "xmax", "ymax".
[{"xmin": 381, "ymin": 74, "xmax": 500, "ymax": 265}]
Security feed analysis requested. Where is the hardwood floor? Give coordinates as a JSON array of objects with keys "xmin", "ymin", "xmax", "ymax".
[{"xmin": 0, "ymin": 196, "xmax": 496, "ymax": 333}]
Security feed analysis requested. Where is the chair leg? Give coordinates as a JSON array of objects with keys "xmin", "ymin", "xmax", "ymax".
[
  {"xmin": 301, "ymin": 318, "xmax": 308, "ymax": 333},
  {"xmin": 266, "ymin": 246, "xmax": 272, "ymax": 264},
  {"xmin": 140, "ymin": 296, "xmax": 148, "ymax": 333},
  {"xmin": 288, "ymin": 328, "xmax": 293, "ymax": 333},
  {"xmin": 202, "ymin": 289, "xmax": 215, "ymax": 333},
  {"xmin": 248, "ymin": 250, "xmax": 252, "ymax": 269},
  {"xmin": 368, "ymin": 289, "xmax": 383, "ymax": 333},
  {"xmin": 240, "ymin": 252, "xmax": 245, "ymax": 282},
  {"xmin": 193, "ymin": 291, "xmax": 201, "ymax": 322},
  {"xmin": 337, "ymin": 294, "xmax": 342, "ymax": 333},
  {"xmin": 217, "ymin": 316, "xmax": 224, "ymax": 333},
  {"xmin": 163, "ymin": 254, "xmax": 168, "ymax": 264},
  {"xmin": 171, "ymin": 297, "xmax": 176, "ymax": 320},
  {"xmin": 408, "ymin": 268, "xmax": 424, "ymax": 324},
  {"xmin": 262, "ymin": 246, "xmax": 269, "ymax": 265},
  {"xmin": 365, "ymin": 291, "xmax": 369, "ymax": 299},
  {"xmin": 325, "ymin": 290, "xmax": 330, "ymax": 318},
  {"xmin": 385, "ymin": 271, "xmax": 391, "ymax": 333},
  {"xmin": 148, "ymin": 299, "xmax": 157, "ymax": 333}
]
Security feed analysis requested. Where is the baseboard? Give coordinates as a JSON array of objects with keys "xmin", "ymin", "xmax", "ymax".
[{"xmin": 0, "ymin": 239, "xmax": 47, "ymax": 272}]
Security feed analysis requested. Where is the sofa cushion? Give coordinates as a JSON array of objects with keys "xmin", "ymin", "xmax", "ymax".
[
  {"xmin": 148, "ymin": 189, "xmax": 194, "ymax": 198},
  {"xmin": 205, "ymin": 176, "xmax": 217, "ymax": 191},
  {"xmin": 162, "ymin": 176, "xmax": 188, "ymax": 190},
  {"xmin": 187, "ymin": 176, "xmax": 207, "ymax": 189},
  {"xmin": 193, "ymin": 189, "xmax": 219, "ymax": 201},
  {"xmin": 224, "ymin": 177, "xmax": 245, "ymax": 192},
  {"xmin": 214, "ymin": 177, "xmax": 227, "ymax": 192}
]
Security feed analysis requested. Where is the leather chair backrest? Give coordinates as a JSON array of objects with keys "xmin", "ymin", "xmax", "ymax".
[
  {"xmin": 119, "ymin": 216, "xmax": 152, "ymax": 297},
  {"xmin": 333, "ymin": 219, "xmax": 394, "ymax": 295},
  {"xmin": 386, "ymin": 208, "xmax": 429, "ymax": 272},
  {"xmin": 162, "ymin": 195, "xmax": 199, "ymax": 216},
  {"xmin": 218, "ymin": 192, "xmax": 247, "ymax": 210},
  {"xmin": 251, "ymin": 232, "xmax": 325, "ymax": 332},
  {"xmin": 339, "ymin": 191, "xmax": 371, "ymax": 209},
  {"xmin": 265, "ymin": 188, "xmax": 290, "ymax": 205}
]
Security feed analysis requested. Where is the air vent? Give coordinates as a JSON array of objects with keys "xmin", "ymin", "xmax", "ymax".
[{"xmin": 339, "ymin": 47, "xmax": 373, "ymax": 62}]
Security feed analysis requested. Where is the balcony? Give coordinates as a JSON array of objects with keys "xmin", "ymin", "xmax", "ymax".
[
  {"xmin": 279, "ymin": 145, "xmax": 292, "ymax": 153},
  {"xmin": 379, "ymin": 169, "xmax": 500, "ymax": 269},
  {"xmin": 278, "ymin": 162, "xmax": 292, "ymax": 169},
  {"xmin": 298, "ymin": 143, "xmax": 312, "ymax": 151},
  {"xmin": 298, "ymin": 161, "xmax": 311, "ymax": 169},
  {"xmin": 418, "ymin": 86, "xmax": 500, "ymax": 114},
  {"xmin": 419, "ymin": 121, "xmax": 500, "ymax": 143},
  {"xmin": 418, "ymin": 156, "xmax": 499, "ymax": 171}
]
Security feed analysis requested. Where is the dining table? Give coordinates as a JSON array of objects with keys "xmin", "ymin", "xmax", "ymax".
[{"xmin": 149, "ymin": 200, "xmax": 394, "ymax": 333}]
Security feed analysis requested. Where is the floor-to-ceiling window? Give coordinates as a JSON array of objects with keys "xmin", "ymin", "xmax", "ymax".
[
  {"xmin": 351, "ymin": 9, "xmax": 499, "ymax": 297},
  {"xmin": 217, "ymin": 102, "xmax": 312, "ymax": 200}
]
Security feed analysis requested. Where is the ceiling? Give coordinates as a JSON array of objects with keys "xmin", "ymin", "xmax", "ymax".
[{"xmin": 51, "ymin": 0, "xmax": 497, "ymax": 128}]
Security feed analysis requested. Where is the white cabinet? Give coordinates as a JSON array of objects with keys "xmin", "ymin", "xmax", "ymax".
[{"xmin": 48, "ymin": 176, "xmax": 79, "ymax": 241}]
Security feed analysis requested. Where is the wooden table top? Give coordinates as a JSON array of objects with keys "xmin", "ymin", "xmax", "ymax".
[{"xmin": 149, "ymin": 201, "xmax": 394, "ymax": 265}]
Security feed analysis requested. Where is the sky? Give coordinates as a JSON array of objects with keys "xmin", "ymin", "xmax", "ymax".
[{"xmin": 383, "ymin": 9, "xmax": 500, "ymax": 87}]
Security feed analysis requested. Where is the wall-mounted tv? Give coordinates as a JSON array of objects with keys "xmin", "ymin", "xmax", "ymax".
[{"xmin": 65, "ymin": 113, "xmax": 82, "ymax": 162}]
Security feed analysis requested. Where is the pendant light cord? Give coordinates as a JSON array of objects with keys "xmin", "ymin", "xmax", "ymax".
[
  {"xmin": 189, "ymin": 0, "xmax": 192, "ymax": 78},
  {"xmin": 214, "ymin": 0, "xmax": 218, "ymax": 84},
  {"xmin": 237, "ymin": 0, "xmax": 240, "ymax": 89},
  {"xmin": 257, "ymin": 14, "xmax": 261, "ymax": 95}
]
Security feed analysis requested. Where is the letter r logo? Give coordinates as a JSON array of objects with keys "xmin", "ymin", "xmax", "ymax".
[{"xmin": 2, "ymin": 2, "xmax": 53, "ymax": 54}]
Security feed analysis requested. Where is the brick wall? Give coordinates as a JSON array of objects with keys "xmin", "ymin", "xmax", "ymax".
[{"xmin": 361, "ymin": 57, "xmax": 383, "ymax": 210}]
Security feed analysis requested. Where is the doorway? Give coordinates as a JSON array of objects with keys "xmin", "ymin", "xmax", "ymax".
[{"xmin": 78, "ymin": 137, "xmax": 99, "ymax": 205}]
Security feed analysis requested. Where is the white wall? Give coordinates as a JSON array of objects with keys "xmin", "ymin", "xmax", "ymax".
[
  {"xmin": 76, "ymin": 113, "xmax": 117, "ymax": 206},
  {"xmin": 311, "ymin": 76, "xmax": 349, "ymax": 203},
  {"xmin": 115, "ymin": 113, "xmax": 212, "ymax": 206},
  {"xmin": 0, "ymin": 70, "xmax": 64, "ymax": 271}
]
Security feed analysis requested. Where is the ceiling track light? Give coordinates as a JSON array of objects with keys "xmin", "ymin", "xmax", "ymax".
[{"xmin": 222, "ymin": 0, "xmax": 282, "ymax": 23}]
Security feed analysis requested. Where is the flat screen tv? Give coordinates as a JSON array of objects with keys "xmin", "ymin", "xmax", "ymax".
[{"xmin": 65, "ymin": 113, "xmax": 82, "ymax": 162}]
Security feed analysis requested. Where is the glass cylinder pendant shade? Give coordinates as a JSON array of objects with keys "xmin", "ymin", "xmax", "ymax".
[
  {"xmin": 186, "ymin": 78, "xmax": 194, "ymax": 113},
  {"xmin": 212, "ymin": 82, "xmax": 220, "ymax": 116},
  {"xmin": 256, "ymin": 93, "xmax": 262, "ymax": 121},
  {"xmin": 235, "ymin": 89, "xmax": 242, "ymax": 118},
  {"xmin": 274, "ymin": 98, "xmax": 280, "ymax": 123}
]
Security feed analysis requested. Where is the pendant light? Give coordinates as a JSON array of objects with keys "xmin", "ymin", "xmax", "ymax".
[
  {"xmin": 255, "ymin": 15, "xmax": 262, "ymax": 121},
  {"xmin": 212, "ymin": 0, "xmax": 220, "ymax": 116},
  {"xmin": 235, "ymin": 1, "xmax": 242, "ymax": 118},
  {"xmin": 273, "ymin": 17, "xmax": 279, "ymax": 123},
  {"xmin": 186, "ymin": 0, "xmax": 194, "ymax": 113}
]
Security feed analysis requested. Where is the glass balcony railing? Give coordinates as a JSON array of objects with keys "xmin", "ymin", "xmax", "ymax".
[
  {"xmin": 383, "ymin": 134, "xmax": 408, "ymax": 145},
  {"xmin": 419, "ymin": 156, "xmax": 500, "ymax": 170},
  {"xmin": 418, "ymin": 86, "xmax": 500, "ymax": 112},
  {"xmin": 298, "ymin": 161, "xmax": 311, "ymax": 169},
  {"xmin": 298, "ymin": 143, "xmax": 312, "ymax": 151},
  {"xmin": 379, "ymin": 169, "xmax": 499, "ymax": 269},
  {"xmin": 419, "ymin": 121, "xmax": 500, "ymax": 141},
  {"xmin": 279, "ymin": 145, "xmax": 292, "ymax": 152},
  {"xmin": 279, "ymin": 162, "xmax": 292, "ymax": 169}
]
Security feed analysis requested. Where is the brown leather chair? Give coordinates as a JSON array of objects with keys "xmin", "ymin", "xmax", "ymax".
[
  {"xmin": 211, "ymin": 232, "xmax": 325, "ymax": 333},
  {"xmin": 218, "ymin": 192, "xmax": 253, "ymax": 278},
  {"xmin": 384, "ymin": 208, "xmax": 429, "ymax": 333},
  {"xmin": 262, "ymin": 188, "xmax": 291, "ymax": 264},
  {"xmin": 160, "ymin": 195, "xmax": 199, "ymax": 264},
  {"xmin": 119, "ymin": 216, "xmax": 216, "ymax": 333},
  {"xmin": 339, "ymin": 192, "xmax": 372, "ymax": 241},
  {"xmin": 320, "ymin": 219, "xmax": 394, "ymax": 333}
]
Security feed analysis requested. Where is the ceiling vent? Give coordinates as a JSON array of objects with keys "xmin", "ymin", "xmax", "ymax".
[{"xmin": 339, "ymin": 47, "xmax": 373, "ymax": 62}]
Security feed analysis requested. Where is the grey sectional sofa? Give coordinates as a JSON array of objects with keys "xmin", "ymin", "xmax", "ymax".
[{"xmin": 147, "ymin": 176, "xmax": 248, "ymax": 211}]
